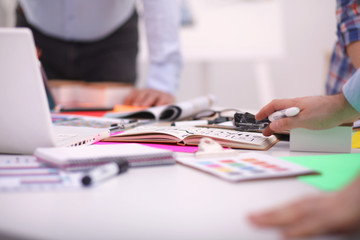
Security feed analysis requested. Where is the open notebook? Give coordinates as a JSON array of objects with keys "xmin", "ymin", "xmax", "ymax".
[
  {"xmin": 104, "ymin": 126, "xmax": 278, "ymax": 150},
  {"xmin": 0, "ymin": 29, "xmax": 110, "ymax": 154}
]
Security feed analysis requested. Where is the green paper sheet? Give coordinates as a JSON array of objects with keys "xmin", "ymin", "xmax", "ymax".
[{"xmin": 281, "ymin": 153, "xmax": 360, "ymax": 192}]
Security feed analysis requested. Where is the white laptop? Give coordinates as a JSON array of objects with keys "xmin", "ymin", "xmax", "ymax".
[{"xmin": 0, "ymin": 28, "xmax": 110, "ymax": 154}]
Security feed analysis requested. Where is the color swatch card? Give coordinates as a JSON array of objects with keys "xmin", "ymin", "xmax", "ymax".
[
  {"xmin": 0, "ymin": 155, "xmax": 81, "ymax": 192},
  {"xmin": 176, "ymin": 152, "xmax": 318, "ymax": 182}
]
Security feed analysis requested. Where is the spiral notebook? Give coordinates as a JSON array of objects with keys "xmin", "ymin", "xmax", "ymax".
[{"xmin": 34, "ymin": 144, "xmax": 175, "ymax": 170}]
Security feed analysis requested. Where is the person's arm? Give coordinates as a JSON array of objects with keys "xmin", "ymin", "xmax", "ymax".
[
  {"xmin": 347, "ymin": 41, "xmax": 360, "ymax": 69},
  {"xmin": 124, "ymin": 0, "xmax": 182, "ymax": 107},
  {"xmin": 255, "ymin": 93, "xmax": 359, "ymax": 136},
  {"xmin": 248, "ymin": 67, "xmax": 360, "ymax": 239},
  {"xmin": 255, "ymin": 68, "xmax": 360, "ymax": 136},
  {"xmin": 249, "ymin": 174, "xmax": 360, "ymax": 239}
]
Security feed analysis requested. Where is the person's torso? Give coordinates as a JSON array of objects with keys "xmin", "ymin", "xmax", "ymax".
[{"xmin": 19, "ymin": 0, "xmax": 136, "ymax": 41}]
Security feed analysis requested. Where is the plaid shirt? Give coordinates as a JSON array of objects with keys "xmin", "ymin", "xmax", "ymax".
[{"xmin": 326, "ymin": 0, "xmax": 360, "ymax": 95}]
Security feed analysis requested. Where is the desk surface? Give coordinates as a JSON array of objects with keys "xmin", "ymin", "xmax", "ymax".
[{"xmin": 1, "ymin": 141, "xmax": 359, "ymax": 240}]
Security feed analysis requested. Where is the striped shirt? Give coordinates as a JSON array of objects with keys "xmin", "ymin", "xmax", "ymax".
[{"xmin": 326, "ymin": 0, "xmax": 360, "ymax": 95}]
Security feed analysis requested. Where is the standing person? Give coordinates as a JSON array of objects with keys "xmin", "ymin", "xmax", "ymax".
[
  {"xmin": 327, "ymin": 0, "xmax": 360, "ymax": 95},
  {"xmin": 16, "ymin": 0, "xmax": 182, "ymax": 107},
  {"xmin": 248, "ymin": 68, "xmax": 360, "ymax": 238}
]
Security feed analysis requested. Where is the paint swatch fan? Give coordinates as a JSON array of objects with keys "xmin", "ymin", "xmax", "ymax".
[{"xmin": 176, "ymin": 138, "xmax": 318, "ymax": 182}]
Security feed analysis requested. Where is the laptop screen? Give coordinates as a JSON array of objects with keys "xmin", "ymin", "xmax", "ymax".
[{"xmin": 39, "ymin": 62, "xmax": 56, "ymax": 111}]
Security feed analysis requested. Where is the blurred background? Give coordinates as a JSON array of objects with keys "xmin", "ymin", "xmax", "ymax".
[{"xmin": 0, "ymin": 0, "xmax": 336, "ymax": 109}]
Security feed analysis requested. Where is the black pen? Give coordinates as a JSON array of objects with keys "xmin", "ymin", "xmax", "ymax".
[{"xmin": 81, "ymin": 160, "xmax": 129, "ymax": 187}]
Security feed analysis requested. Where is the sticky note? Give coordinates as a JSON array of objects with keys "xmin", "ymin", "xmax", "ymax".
[
  {"xmin": 352, "ymin": 131, "xmax": 360, "ymax": 148},
  {"xmin": 282, "ymin": 153, "xmax": 360, "ymax": 191}
]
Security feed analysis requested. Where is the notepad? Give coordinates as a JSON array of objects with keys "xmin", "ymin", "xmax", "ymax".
[
  {"xmin": 176, "ymin": 152, "xmax": 318, "ymax": 182},
  {"xmin": 34, "ymin": 144, "xmax": 176, "ymax": 170},
  {"xmin": 0, "ymin": 155, "xmax": 81, "ymax": 192},
  {"xmin": 104, "ymin": 126, "xmax": 278, "ymax": 150}
]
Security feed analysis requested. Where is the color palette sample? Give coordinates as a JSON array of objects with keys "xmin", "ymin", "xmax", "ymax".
[{"xmin": 176, "ymin": 152, "xmax": 317, "ymax": 182}]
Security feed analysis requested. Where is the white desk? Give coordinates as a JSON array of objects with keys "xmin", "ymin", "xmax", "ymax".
[{"xmin": 0, "ymin": 142, "xmax": 359, "ymax": 240}]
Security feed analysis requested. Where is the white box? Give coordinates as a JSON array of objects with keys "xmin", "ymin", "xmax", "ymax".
[{"xmin": 290, "ymin": 126, "xmax": 352, "ymax": 153}]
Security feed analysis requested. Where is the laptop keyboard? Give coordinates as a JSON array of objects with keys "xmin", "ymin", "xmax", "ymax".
[
  {"xmin": 55, "ymin": 133, "xmax": 78, "ymax": 142},
  {"xmin": 51, "ymin": 114, "xmax": 144, "ymax": 132},
  {"xmin": 53, "ymin": 118, "xmax": 118, "ymax": 128}
]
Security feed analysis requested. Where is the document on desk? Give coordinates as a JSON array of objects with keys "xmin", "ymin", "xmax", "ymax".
[
  {"xmin": 0, "ymin": 155, "xmax": 81, "ymax": 192},
  {"xmin": 105, "ymin": 95, "xmax": 215, "ymax": 121},
  {"xmin": 176, "ymin": 152, "xmax": 318, "ymax": 183}
]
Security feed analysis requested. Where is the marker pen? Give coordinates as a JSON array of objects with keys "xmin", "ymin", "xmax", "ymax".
[
  {"xmin": 81, "ymin": 160, "xmax": 129, "ymax": 187},
  {"xmin": 268, "ymin": 107, "xmax": 300, "ymax": 122},
  {"xmin": 171, "ymin": 119, "xmax": 211, "ymax": 127}
]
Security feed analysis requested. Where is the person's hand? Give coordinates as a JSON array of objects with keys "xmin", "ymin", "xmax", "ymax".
[
  {"xmin": 255, "ymin": 94, "xmax": 359, "ymax": 136},
  {"xmin": 248, "ymin": 178, "xmax": 360, "ymax": 239},
  {"xmin": 124, "ymin": 88, "xmax": 175, "ymax": 107}
]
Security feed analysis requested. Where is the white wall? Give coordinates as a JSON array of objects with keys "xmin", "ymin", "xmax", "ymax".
[
  {"xmin": 270, "ymin": 0, "xmax": 336, "ymax": 99},
  {"xmin": 0, "ymin": 0, "xmax": 16, "ymax": 27},
  {"xmin": 165, "ymin": 0, "xmax": 337, "ymax": 109}
]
